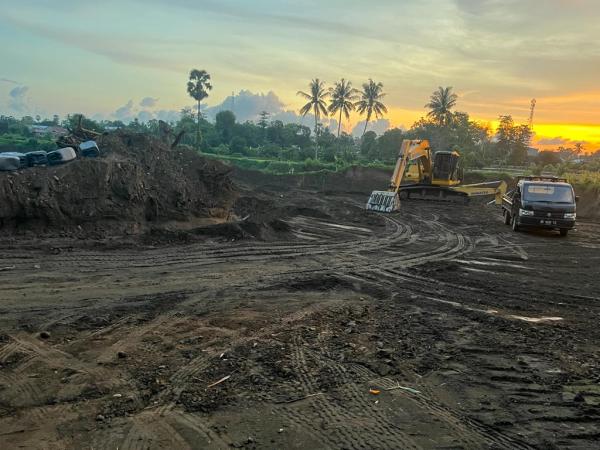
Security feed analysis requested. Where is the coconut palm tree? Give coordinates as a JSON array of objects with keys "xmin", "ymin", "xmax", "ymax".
[
  {"xmin": 328, "ymin": 79, "xmax": 358, "ymax": 137},
  {"xmin": 355, "ymin": 79, "xmax": 388, "ymax": 137},
  {"xmin": 297, "ymin": 78, "xmax": 329, "ymax": 158},
  {"xmin": 187, "ymin": 69, "xmax": 212, "ymax": 148},
  {"xmin": 425, "ymin": 86, "xmax": 457, "ymax": 126}
]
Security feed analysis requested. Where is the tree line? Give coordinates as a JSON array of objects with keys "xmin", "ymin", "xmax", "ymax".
[
  {"xmin": 1, "ymin": 69, "xmax": 598, "ymax": 172},
  {"xmin": 183, "ymin": 69, "xmax": 551, "ymax": 167}
]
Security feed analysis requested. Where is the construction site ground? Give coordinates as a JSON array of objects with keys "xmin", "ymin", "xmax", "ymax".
[{"xmin": 1, "ymin": 181, "xmax": 599, "ymax": 449}]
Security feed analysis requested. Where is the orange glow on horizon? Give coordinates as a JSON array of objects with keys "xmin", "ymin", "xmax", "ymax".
[{"xmin": 382, "ymin": 108, "xmax": 600, "ymax": 153}]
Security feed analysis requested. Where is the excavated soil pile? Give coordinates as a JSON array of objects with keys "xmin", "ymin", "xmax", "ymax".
[
  {"xmin": 574, "ymin": 184, "xmax": 600, "ymax": 220},
  {"xmin": 0, "ymin": 132, "xmax": 237, "ymax": 236}
]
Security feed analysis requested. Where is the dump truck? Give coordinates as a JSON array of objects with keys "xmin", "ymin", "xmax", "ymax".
[
  {"xmin": 502, "ymin": 176, "xmax": 577, "ymax": 236},
  {"xmin": 366, "ymin": 139, "xmax": 506, "ymax": 212}
]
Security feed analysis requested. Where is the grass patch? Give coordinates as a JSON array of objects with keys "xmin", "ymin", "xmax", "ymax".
[
  {"xmin": 0, "ymin": 134, "xmax": 55, "ymax": 152},
  {"xmin": 565, "ymin": 171, "xmax": 600, "ymax": 189},
  {"xmin": 200, "ymin": 153, "xmax": 395, "ymax": 175}
]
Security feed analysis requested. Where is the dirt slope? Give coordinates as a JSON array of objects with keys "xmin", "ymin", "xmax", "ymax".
[{"xmin": 0, "ymin": 133, "xmax": 237, "ymax": 236}]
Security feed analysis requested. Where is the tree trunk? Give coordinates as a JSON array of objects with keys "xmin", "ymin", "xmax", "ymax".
[
  {"xmin": 196, "ymin": 100, "xmax": 201, "ymax": 149},
  {"xmin": 362, "ymin": 111, "xmax": 372, "ymax": 137},
  {"xmin": 314, "ymin": 112, "xmax": 319, "ymax": 160},
  {"xmin": 337, "ymin": 110, "xmax": 342, "ymax": 138}
]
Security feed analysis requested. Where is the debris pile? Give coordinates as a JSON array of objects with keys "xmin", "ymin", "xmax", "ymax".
[{"xmin": 0, "ymin": 132, "xmax": 238, "ymax": 236}]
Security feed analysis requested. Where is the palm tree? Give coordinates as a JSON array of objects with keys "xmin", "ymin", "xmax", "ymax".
[
  {"xmin": 328, "ymin": 79, "xmax": 358, "ymax": 137},
  {"xmin": 355, "ymin": 79, "xmax": 388, "ymax": 137},
  {"xmin": 297, "ymin": 78, "xmax": 329, "ymax": 157},
  {"xmin": 425, "ymin": 86, "xmax": 458, "ymax": 126},
  {"xmin": 187, "ymin": 69, "xmax": 212, "ymax": 148}
]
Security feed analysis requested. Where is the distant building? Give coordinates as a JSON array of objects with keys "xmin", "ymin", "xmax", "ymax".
[{"xmin": 29, "ymin": 125, "xmax": 69, "ymax": 138}]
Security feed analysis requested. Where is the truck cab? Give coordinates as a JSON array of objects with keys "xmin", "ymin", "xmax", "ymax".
[{"xmin": 502, "ymin": 177, "xmax": 577, "ymax": 236}]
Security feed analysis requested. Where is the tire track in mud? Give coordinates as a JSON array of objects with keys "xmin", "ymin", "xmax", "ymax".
[
  {"xmin": 0, "ymin": 214, "xmax": 412, "ymax": 278},
  {"xmin": 0, "ymin": 334, "xmax": 126, "ymax": 409},
  {"xmin": 298, "ymin": 344, "xmax": 532, "ymax": 450},
  {"xmin": 327, "ymin": 269, "xmax": 576, "ymax": 450},
  {"xmin": 287, "ymin": 331, "xmax": 536, "ymax": 450},
  {"xmin": 278, "ymin": 335, "xmax": 420, "ymax": 450},
  {"xmin": 251, "ymin": 212, "xmax": 473, "ymax": 288}
]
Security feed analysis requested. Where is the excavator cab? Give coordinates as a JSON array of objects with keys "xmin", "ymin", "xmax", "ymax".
[{"xmin": 432, "ymin": 151, "xmax": 462, "ymax": 186}]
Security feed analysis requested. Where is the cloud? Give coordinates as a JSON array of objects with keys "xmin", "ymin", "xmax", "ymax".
[
  {"xmin": 201, "ymin": 89, "xmax": 344, "ymax": 132},
  {"xmin": 352, "ymin": 119, "xmax": 391, "ymax": 137},
  {"xmin": 113, "ymin": 100, "xmax": 134, "ymax": 121},
  {"xmin": 106, "ymin": 102, "xmax": 186, "ymax": 124},
  {"xmin": 3, "ymin": 15, "xmax": 183, "ymax": 73},
  {"xmin": 151, "ymin": 0, "xmax": 400, "ymax": 43},
  {"xmin": 204, "ymin": 90, "xmax": 286, "ymax": 122},
  {"xmin": 140, "ymin": 97, "xmax": 158, "ymax": 108},
  {"xmin": 155, "ymin": 109, "xmax": 184, "ymax": 122},
  {"xmin": 537, "ymin": 137, "xmax": 568, "ymax": 146},
  {"xmin": 8, "ymin": 85, "xmax": 30, "ymax": 112},
  {"xmin": 137, "ymin": 110, "xmax": 154, "ymax": 122}
]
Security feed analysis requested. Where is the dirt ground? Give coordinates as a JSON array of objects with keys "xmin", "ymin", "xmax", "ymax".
[{"xmin": 1, "ymin": 178, "xmax": 599, "ymax": 449}]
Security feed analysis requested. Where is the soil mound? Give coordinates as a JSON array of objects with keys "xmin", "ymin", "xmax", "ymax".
[
  {"xmin": 574, "ymin": 184, "xmax": 600, "ymax": 220},
  {"xmin": 0, "ymin": 132, "xmax": 237, "ymax": 236}
]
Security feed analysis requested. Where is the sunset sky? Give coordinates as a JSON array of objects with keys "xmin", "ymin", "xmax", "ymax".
[{"xmin": 1, "ymin": 0, "xmax": 599, "ymax": 150}]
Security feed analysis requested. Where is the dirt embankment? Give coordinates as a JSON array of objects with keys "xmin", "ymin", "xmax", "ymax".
[
  {"xmin": 234, "ymin": 165, "xmax": 391, "ymax": 194},
  {"xmin": 0, "ymin": 133, "xmax": 238, "ymax": 236},
  {"xmin": 573, "ymin": 184, "xmax": 600, "ymax": 220}
]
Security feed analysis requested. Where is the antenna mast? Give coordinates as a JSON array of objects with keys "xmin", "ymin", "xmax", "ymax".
[{"xmin": 528, "ymin": 98, "xmax": 536, "ymax": 130}]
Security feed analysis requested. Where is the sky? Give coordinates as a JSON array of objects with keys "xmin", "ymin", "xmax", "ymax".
[{"xmin": 1, "ymin": 0, "xmax": 599, "ymax": 149}]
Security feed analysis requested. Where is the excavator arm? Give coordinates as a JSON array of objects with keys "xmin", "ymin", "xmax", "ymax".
[
  {"xmin": 366, "ymin": 140, "xmax": 432, "ymax": 212},
  {"xmin": 388, "ymin": 140, "xmax": 432, "ymax": 192}
]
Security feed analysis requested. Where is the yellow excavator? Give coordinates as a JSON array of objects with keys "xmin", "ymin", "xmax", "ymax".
[{"xmin": 366, "ymin": 139, "xmax": 506, "ymax": 212}]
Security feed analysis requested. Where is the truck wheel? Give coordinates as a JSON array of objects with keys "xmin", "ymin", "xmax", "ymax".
[
  {"xmin": 511, "ymin": 215, "xmax": 520, "ymax": 232},
  {"xmin": 560, "ymin": 229, "xmax": 569, "ymax": 237},
  {"xmin": 503, "ymin": 210, "xmax": 511, "ymax": 225}
]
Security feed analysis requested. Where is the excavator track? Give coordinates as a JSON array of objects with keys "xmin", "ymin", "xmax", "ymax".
[{"xmin": 399, "ymin": 184, "xmax": 470, "ymax": 204}]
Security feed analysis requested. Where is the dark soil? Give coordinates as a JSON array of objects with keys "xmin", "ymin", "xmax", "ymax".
[
  {"xmin": 0, "ymin": 168, "xmax": 599, "ymax": 449},
  {"xmin": 0, "ymin": 132, "xmax": 237, "ymax": 236}
]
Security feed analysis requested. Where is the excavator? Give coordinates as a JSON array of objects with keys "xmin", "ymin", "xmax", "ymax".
[{"xmin": 366, "ymin": 139, "xmax": 506, "ymax": 212}]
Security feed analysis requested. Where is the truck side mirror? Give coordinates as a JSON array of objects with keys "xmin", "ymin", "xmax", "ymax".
[{"xmin": 575, "ymin": 195, "xmax": 580, "ymax": 203}]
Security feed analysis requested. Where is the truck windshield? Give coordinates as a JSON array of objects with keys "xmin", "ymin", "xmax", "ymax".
[{"xmin": 523, "ymin": 184, "xmax": 574, "ymax": 203}]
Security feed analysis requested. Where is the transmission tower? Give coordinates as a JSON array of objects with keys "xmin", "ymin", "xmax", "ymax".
[{"xmin": 528, "ymin": 98, "xmax": 536, "ymax": 129}]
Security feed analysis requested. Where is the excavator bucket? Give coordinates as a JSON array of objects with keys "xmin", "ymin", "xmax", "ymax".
[{"xmin": 366, "ymin": 191, "xmax": 400, "ymax": 212}]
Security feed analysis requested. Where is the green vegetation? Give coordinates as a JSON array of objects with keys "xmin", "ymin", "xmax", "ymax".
[
  {"xmin": 297, "ymin": 78, "xmax": 329, "ymax": 136},
  {"xmin": 328, "ymin": 79, "xmax": 358, "ymax": 138},
  {"xmin": 356, "ymin": 79, "xmax": 388, "ymax": 137},
  {"xmin": 0, "ymin": 133, "xmax": 55, "ymax": 152},
  {"xmin": 566, "ymin": 171, "xmax": 600, "ymax": 189},
  {"xmin": 425, "ymin": 86, "xmax": 458, "ymax": 126},
  {"xmin": 187, "ymin": 69, "xmax": 212, "ymax": 149},
  {"xmin": 202, "ymin": 153, "xmax": 394, "ymax": 175}
]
